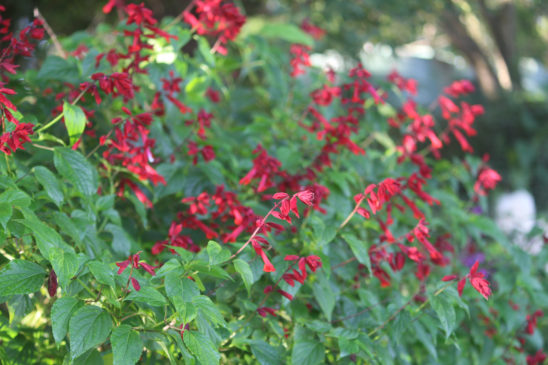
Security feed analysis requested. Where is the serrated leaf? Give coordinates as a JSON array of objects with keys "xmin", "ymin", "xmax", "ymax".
[
  {"xmin": 54, "ymin": 148, "xmax": 98, "ymax": 197},
  {"xmin": 125, "ymin": 287, "xmax": 167, "ymax": 306},
  {"xmin": 291, "ymin": 340, "xmax": 324, "ymax": 365},
  {"xmin": 183, "ymin": 331, "xmax": 220, "ymax": 365},
  {"xmin": 111, "ymin": 325, "xmax": 143, "ymax": 365},
  {"xmin": 0, "ymin": 189, "xmax": 31, "ymax": 208},
  {"xmin": 248, "ymin": 340, "xmax": 284, "ymax": 365},
  {"xmin": 0, "ymin": 260, "xmax": 46, "ymax": 296},
  {"xmin": 312, "ymin": 272, "xmax": 335, "ymax": 322},
  {"xmin": 69, "ymin": 306, "xmax": 112, "ymax": 359},
  {"xmin": 206, "ymin": 240, "xmax": 230, "ymax": 265},
  {"xmin": 63, "ymin": 102, "xmax": 86, "ymax": 145},
  {"xmin": 51, "ymin": 297, "xmax": 81, "ymax": 344},
  {"xmin": 338, "ymin": 337, "xmax": 359, "ymax": 358},
  {"xmin": 430, "ymin": 293, "xmax": 456, "ymax": 339},
  {"xmin": 0, "ymin": 203, "xmax": 12, "ymax": 229},
  {"xmin": 192, "ymin": 295, "xmax": 226, "ymax": 327},
  {"xmin": 234, "ymin": 259, "xmax": 253, "ymax": 295},
  {"xmin": 342, "ymin": 234, "xmax": 371, "ymax": 274},
  {"xmin": 37, "ymin": 55, "xmax": 80, "ymax": 83},
  {"xmin": 34, "ymin": 166, "xmax": 64, "ymax": 206},
  {"xmin": 105, "ymin": 223, "xmax": 131, "ymax": 257},
  {"xmin": 87, "ymin": 261, "xmax": 115, "ymax": 287},
  {"xmin": 19, "ymin": 208, "xmax": 74, "ymax": 258},
  {"xmin": 50, "ymin": 248, "xmax": 79, "ymax": 290},
  {"xmin": 197, "ymin": 36, "xmax": 215, "ymax": 66}
]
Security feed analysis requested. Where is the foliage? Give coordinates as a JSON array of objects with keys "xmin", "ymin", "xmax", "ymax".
[{"xmin": 0, "ymin": 2, "xmax": 546, "ymax": 364}]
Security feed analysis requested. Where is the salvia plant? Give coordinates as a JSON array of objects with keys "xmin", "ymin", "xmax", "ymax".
[{"xmin": 0, "ymin": 1, "xmax": 547, "ymax": 364}]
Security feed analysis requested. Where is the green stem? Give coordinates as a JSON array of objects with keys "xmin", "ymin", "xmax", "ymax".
[
  {"xmin": 35, "ymin": 86, "xmax": 90, "ymax": 134},
  {"xmin": 77, "ymin": 278, "xmax": 96, "ymax": 298}
]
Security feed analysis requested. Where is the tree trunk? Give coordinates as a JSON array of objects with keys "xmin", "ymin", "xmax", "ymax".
[{"xmin": 440, "ymin": 9, "xmax": 501, "ymax": 99}]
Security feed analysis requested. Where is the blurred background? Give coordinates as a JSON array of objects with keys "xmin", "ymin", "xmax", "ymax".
[{"xmin": 4, "ymin": 0, "xmax": 548, "ymax": 218}]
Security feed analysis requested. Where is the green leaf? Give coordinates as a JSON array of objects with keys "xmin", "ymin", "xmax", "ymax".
[
  {"xmin": 0, "ymin": 203, "xmax": 12, "ymax": 229},
  {"xmin": 19, "ymin": 208, "xmax": 74, "ymax": 258},
  {"xmin": 37, "ymin": 55, "xmax": 80, "ymax": 83},
  {"xmin": 73, "ymin": 349, "xmax": 103, "ymax": 365},
  {"xmin": 234, "ymin": 259, "xmax": 253, "ymax": 295},
  {"xmin": 342, "ymin": 234, "xmax": 371, "ymax": 274},
  {"xmin": 49, "ymin": 248, "xmax": 79, "ymax": 290},
  {"xmin": 206, "ymin": 240, "xmax": 230, "ymax": 265},
  {"xmin": 54, "ymin": 147, "xmax": 98, "ymax": 197},
  {"xmin": 192, "ymin": 295, "xmax": 226, "ymax": 327},
  {"xmin": 69, "ymin": 306, "xmax": 112, "ymax": 359},
  {"xmin": 183, "ymin": 331, "xmax": 220, "ymax": 365},
  {"xmin": 111, "ymin": 325, "xmax": 143, "ymax": 365},
  {"xmin": 105, "ymin": 223, "xmax": 131, "ymax": 257},
  {"xmin": 312, "ymin": 272, "xmax": 335, "ymax": 322},
  {"xmin": 51, "ymin": 297, "xmax": 81, "ymax": 344},
  {"xmin": 197, "ymin": 36, "xmax": 215, "ymax": 66},
  {"xmin": 0, "ymin": 189, "xmax": 31, "ymax": 208},
  {"xmin": 257, "ymin": 23, "xmax": 314, "ymax": 46},
  {"xmin": 338, "ymin": 337, "xmax": 359, "ymax": 358},
  {"xmin": 87, "ymin": 261, "xmax": 115, "ymax": 287},
  {"xmin": 34, "ymin": 166, "xmax": 64, "ymax": 206},
  {"xmin": 63, "ymin": 102, "xmax": 86, "ymax": 145},
  {"xmin": 413, "ymin": 321, "xmax": 437, "ymax": 360},
  {"xmin": 430, "ymin": 293, "xmax": 456, "ymax": 339},
  {"xmin": 125, "ymin": 287, "xmax": 167, "ymax": 306},
  {"xmin": 0, "ymin": 260, "xmax": 46, "ymax": 296},
  {"xmin": 248, "ymin": 340, "xmax": 284, "ymax": 365},
  {"xmin": 291, "ymin": 340, "xmax": 325, "ymax": 365}
]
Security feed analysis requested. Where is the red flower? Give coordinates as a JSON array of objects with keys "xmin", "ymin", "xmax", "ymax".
[
  {"xmin": 526, "ymin": 310, "xmax": 543, "ymax": 335},
  {"xmin": 310, "ymin": 85, "xmax": 341, "ymax": 106},
  {"xmin": 130, "ymin": 277, "xmax": 140, "ymax": 291},
  {"xmin": 257, "ymin": 307, "xmax": 277, "ymax": 317},
  {"xmin": 277, "ymin": 289, "xmax": 293, "ymax": 300},
  {"xmin": 182, "ymin": 0, "xmax": 246, "ymax": 55},
  {"xmin": 116, "ymin": 252, "xmax": 156, "ymax": 291},
  {"xmin": 387, "ymin": 70, "xmax": 417, "ymax": 95},
  {"xmin": 443, "ymin": 80, "xmax": 475, "ymax": 98},
  {"xmin": 527, "ymin": 350, "xmax": 547, "ymax": 365},
  {"xmin": 457, "ymin": 261, "xmax": 491, "ymax": 300},
  {"xmin": 295, "ymin": 190, "xmax": 314, "ymax": 206},
  {"xmin": 442, "ymin": 275, "xmax": 458, "ymax": 282},
  {"xmin": 474, "ymin": 167, "xmax": 501, "ymax": 196},
  {"xmin": 300, "ymin": 19, "xmax": 325, "ymax": 40},
  {"xmin": 252, "ymin": 240, "xmax": 275, "ymax": 272},
  {"xmin": 289, "ymin": 44, "xmax": 311, "ymax": 77},
  {"xmin": 48, "ymin": 270, "xmax": 58, "ymax": 297},
  {"xmin": 206, "ymin": 87, "xmax": 220, "ymax": 103}
]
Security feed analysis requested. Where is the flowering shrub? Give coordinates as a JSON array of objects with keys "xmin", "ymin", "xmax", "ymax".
[{"xmin": 0, "ymin": 2, "xmax": 546, "ymax": 364}]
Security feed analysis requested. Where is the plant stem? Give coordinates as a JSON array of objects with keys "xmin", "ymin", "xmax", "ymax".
[
  {"xmin": 35, "ymin": 86, "xmax": 90, "ymax": 134},
  {"xmin": 338, "ymin": 196, "xmax": 364, "ymax": 231},
  {"xmin": 228, "ymin": 200, "xmax": 283, "ymax": 261}
]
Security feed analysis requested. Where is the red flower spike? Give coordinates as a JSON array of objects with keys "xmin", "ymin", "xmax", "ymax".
[
  {"xmin": 284, "ymin": 255, "xmax": 299, "ymax": 261},
  {"xmin": 305, "ymin": 256, "xmax": 322, "ymax": 273},
  {"xmin": 527, "ymin": 350, "xmax": 547, "ymax": 365}
]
